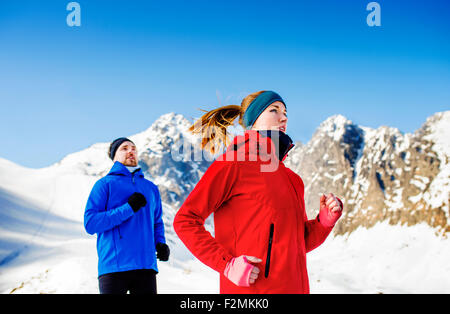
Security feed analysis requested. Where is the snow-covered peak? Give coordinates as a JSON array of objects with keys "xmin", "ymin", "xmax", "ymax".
[
  {"xmin": 361, "ymin": 125, "xmax": 405, "ymax": 152},
  {"xmin": 313, "ymin": 114, "xmax": 354, "ymax": 142},
  {"xmin": 144, "ymin": 112, "xmax": 191, "ymax": 134},
  {"xmin": 49, "ymin": 112, "xmax": 199, "ymax": 176},
  {"xmin": 307, "ymin": 114, "xmax": 360, "ymax": 150},
  {"xmin": 323, "ymin": 114, "xmax": 352, "ymax": 126},
  {"xmin": 420, "ymin": 111, "xmax": 450, "ymax": 162},
  {"xmin": 130, "ymin": 113, "xmax": 198, "ymax": 154},
  {"xmin": 320, "ymin": 114, "xmax": 352, "ymax": 129}
]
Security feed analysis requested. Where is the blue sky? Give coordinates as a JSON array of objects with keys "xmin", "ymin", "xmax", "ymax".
[{"xmin": 1, "ymin": 0, "xmax": 449, "ymax": 168}]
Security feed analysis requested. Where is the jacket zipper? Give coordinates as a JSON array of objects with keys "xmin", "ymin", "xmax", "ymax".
[
  {"xmin": 118, "ymin": 171, "xmax": 138, "ymax": 239},
  {"xmin": 131, "ymin": 169, "xmax": 138, "ymax": 185},
  {"xmin": 265, "ymin": 223, "xmax": 275, "ymax": 278}
]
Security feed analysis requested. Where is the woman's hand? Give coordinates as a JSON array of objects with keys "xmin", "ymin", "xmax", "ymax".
[
  {"xmin": 318, "ymin": 193, "xmax": 343, "ymax": 227},
  {"xmin": 223, "ymin": 255, "xmax": 262, "ymax": 287},
  {"xmin": 245, "ymin": 256, "xmax": 262, "ymax": 284}
]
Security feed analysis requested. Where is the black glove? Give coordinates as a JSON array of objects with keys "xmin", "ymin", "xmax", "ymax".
[
  {"xmin": 156, "ymin": 243, "xmax": 170, "ymax": 261},
  {"xmin": 128, "ymin": 192, "xmax": 147, "ymax": 213}
]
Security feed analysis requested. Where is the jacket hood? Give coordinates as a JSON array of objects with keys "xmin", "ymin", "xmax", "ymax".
[
  {"xmin": 108, "ymin": 161, "xmax": 144, "ymax": 177},
  {"xmin": 222, "ymin": 130, "xmax": 294, "ymax": 163}
]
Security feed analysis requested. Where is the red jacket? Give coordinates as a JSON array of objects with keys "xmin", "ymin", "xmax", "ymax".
[{"xmin": 173, "ymin": 130, "xmax": 334, "ymax": 293}]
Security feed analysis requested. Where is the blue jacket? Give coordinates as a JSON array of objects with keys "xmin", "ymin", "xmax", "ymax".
[{"xmin": 84, "ymin": 161, "xmax": 166, "ymax": 276}]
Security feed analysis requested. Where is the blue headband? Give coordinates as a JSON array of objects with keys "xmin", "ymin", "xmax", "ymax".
[{"xmin": 243, "ymin": 91, "xmax": 286, "ymax": 129}]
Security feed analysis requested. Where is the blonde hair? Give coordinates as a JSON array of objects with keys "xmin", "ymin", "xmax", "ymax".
[{"xmin": 189, "ymin": 91, "xmax": 266, "ymax": 154}]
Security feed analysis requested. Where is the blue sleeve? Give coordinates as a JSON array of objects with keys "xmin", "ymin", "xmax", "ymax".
[
  {"xmin": 152, "ymin": 186, "xmax": 166, "ymax": 245},
  {"xmin": 84, "ymin": 179, "xmax": 135, "ymax": 235}
]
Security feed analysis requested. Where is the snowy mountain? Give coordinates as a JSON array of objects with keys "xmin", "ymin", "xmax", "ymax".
[
  {"xmin": 50, "ymin": 112, "xmax": 214, "ymax": 209},
  {"xmin": 284, "ymin": 111, "xmax": 450, "ymax": 235},
  {"xmin": 0, "ymin": 111, "xmax": 449, "ymax": 293},
  {"xmin": 0, "ymin": 113, "xmax": 217, "ymax": 293},
  {"xmin": 21, "ymin": 110, "xmax": 448, "ymax": 237}
]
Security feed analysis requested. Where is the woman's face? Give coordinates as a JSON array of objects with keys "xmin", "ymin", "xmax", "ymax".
[{"xmin": 251, "ymin": 101, "xmax": 288, "ymax": 133}]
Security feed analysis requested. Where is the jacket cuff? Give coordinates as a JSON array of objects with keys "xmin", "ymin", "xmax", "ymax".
[
  {"xmin": 216, "ymin": 253, "xmax": 234, "ymax": 274},
  {"xmin": 118, "ymin": 202, "xmax": 135, "ymax": 221},
  {"xmin": 316, "ymin": 213, "xmax": 335, "ymax": 230}
]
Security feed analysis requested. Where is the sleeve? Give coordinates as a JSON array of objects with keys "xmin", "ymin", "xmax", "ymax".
[
  {"xmin": 304, "ymin": 213, "xmax": 333, "ymax": 253},
  {"xmin": 304, "ymin": 197, "xmax": 343, "ymax": 252},
  {"xmin": 153, "ymin": 185, "xmax": 166, "ymax": 245},
  {"xmin": 173, "ymin": 160, "xmax": 238, "ymax": 274},
  {"xmin": 84, "ymin": 180, "xmax": 135, "ymax": 235},
  {"xmin": 289, "ymin": 171, "xmax": 334, "ymax": 253}
]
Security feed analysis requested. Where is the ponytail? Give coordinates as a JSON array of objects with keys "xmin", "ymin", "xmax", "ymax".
[
  {"xmin": 189, "ymin": 90, "xmax": 266, "ymax": 154},
  {"xmin": 189, "ymin": 105, "xmax": 241, "ymax": 154}
]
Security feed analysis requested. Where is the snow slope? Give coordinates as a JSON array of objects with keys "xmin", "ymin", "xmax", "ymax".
[
  {"xmin": 0, "ymin": 157, "xmax": 218, "ymax": 294},
  {"xmin": 1, "ymin": 154, "xmax": 449, "ymax": 293}
]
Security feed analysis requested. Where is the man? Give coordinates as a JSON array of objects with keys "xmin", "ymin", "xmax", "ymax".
[{"xmin": 84, "ymin": 137, "xmax": 170, "ymax": 294}]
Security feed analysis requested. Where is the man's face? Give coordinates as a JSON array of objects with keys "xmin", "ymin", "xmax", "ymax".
[{"xmin": 113, "ymin": 141, "xmax": 138, "ymax": 167}]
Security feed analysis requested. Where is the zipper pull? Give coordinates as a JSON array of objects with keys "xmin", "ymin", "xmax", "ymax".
[{"xmin": 131, "ymin": 169, "xmax": 138, "ymax": 184}]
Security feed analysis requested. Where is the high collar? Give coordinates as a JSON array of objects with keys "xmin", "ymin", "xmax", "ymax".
[
  {"xmin": 108, "ymin": 161, "xmax": 144, "ymax": 177},
  {"xmin": 224, "ymin": 130, "xmax": 294, "ymax": 162}
]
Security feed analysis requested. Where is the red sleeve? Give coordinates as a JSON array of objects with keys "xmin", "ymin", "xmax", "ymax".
[
  {"xmin": 304, "ymin": 214, "xmax": 333, "ymax": 253},
  {"xmin": 296, "ymin": 178, "xmax": 333, "ymax": 253},
  {"xmin": 304, "ymin": 197, "xmax": 343, "ymax": 252},
  {"xmin": 283, "ymin": 167, "xmax": 334, "ymax": 253},
  {"xmin": 173, "ymin": 160, "xmax": 238, "ymax": 273}
]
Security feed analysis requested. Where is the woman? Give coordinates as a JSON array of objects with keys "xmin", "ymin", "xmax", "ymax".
[{"xmin": 173, "ymin": 90, "xmax": 343, "ymax": 293}]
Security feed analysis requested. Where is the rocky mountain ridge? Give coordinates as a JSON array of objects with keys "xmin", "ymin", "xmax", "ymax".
[
  {"xmin": 284, "ymin": 112, "xmax": 450, "ymax": 235},
  {"xmin": 45, "ymin": 111, "xmax": 450, "ymax": 235}
]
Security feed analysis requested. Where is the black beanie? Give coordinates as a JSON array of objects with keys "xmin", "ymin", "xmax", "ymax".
[{"xmin": 109, "ymin": 137, "xmax": 134, "ymax": 160}]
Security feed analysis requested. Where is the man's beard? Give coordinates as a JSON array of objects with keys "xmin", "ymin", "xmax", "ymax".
[{"xmin": 123, "ymin": 157, "xmax": 138, "ymax": 167}]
